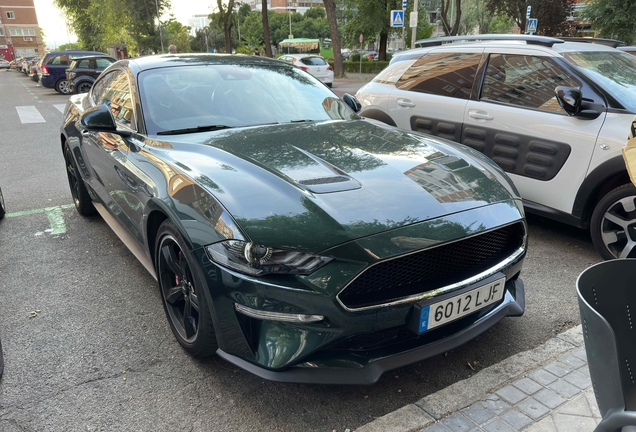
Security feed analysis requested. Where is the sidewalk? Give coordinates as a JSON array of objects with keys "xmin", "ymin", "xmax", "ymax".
[{"xmin": 356, "ymin": 325, "xmax": 600, "ymax": 432}]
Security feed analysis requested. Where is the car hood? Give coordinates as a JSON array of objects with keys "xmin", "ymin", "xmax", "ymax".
[{"xmin": 149, "ymin": 120, "xmax": 518, "ymax": 252}]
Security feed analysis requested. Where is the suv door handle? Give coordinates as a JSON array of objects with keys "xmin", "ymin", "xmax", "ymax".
[
  {"xmin": 397, "ymin": 98, "xmax": 416, "ymax": 108},
  {"xmin": 468, "ymin": 110, "xmax": 493, "ymax": 120}
]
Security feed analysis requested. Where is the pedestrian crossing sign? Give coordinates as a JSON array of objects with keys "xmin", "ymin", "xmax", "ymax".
[
  {"xmin": 391, "ymin": 10, "xmax": 404, "ymax": 27},
  {"xmin": 527, "ymin": 18, "xmax": 538, "ymax": 34}
]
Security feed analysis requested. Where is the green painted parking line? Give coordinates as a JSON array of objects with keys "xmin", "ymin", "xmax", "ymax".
[{"xmin": 6, "ymin": 204, "xmax": 75, "ymax": 235}]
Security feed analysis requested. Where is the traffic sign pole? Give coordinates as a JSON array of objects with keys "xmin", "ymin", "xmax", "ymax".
[{"xmin": 411, "ymin": 0, "xmax": 418, "ymax": 49}]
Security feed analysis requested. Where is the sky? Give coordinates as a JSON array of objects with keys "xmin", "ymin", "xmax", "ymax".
[{"xmin": 33, "ymin": 0, "xmax": 216, "ymax": 49}]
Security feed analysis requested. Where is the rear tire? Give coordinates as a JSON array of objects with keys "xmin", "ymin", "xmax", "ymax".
[
  {"xmin": 155, "ymin": 220, "xmax": 218, "ymax": 357},
  {"xmin": 590, "ymin": 184, "xmax": 636, "ymax": 259},
  {"xmin": 63, "ymin": 144, "xmax": 96, "ymax": 216},
  {"xmin": 55, "ymin": 78, "xmax": 71, "ymax": 94}
]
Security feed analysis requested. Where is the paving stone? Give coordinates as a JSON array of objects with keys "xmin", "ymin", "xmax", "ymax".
[
  {"xmin": 576, "ymin": 366, "xmax": 590, "ymax": 378},
  {"xmin": 495, "ymin": 386, "xmax": 527, "ymax": 405},
  {"xmin": 461, "ymin": 403, "xmax": 495, "ymax": 425},
  {"xmin": 548, "ymin": 379, "xmax": 582, "ymax": 399},
  {"xmin": 356, "ymin": 404, "xmax": 434, "ymax": 432},
  {"xmin": 533, "ymin": 388, "xmax": 566, "ymax": 410},
  {"xmin": 517, "ymin": 397, "xmax": 550, "ymax": 420},
  {"xmin": 544, "ymin": 361, "xmax": 572, "ymax": 378},
  {"xmin": 512, "ymin": 377, "xmax": 543, "ymax": 395},
  {"xmin": 529, "ymin": 369, "xmax": 559, "ymax": 386},
  {"xmin": 558, "ymin": 353, "xmax": 587, "ymax": 370},
  {"xmin": 523, "ymin": 415, "xmax": 557, "ymax": 432},
  {"xmin": 552, "ymin": 413, "xmax": 599, "ymax": 432},
  {"xmin": 419, "ymin": 422, "xmax": 452, "ymax": 432},
  {"xmin": 583, "ymin": 388, "xmax": 601, "ymax": 418},
  {"xmin": 563, "ymin": 370, "xmax": 592, "ymax": 390},
  {"xmin": 480, "ymin": 398, "xmax": 511, "ymax": 416},
  {"xmin": 555, "ymin": 393, "xmax": 594, "ymax": 417},
  {"xmin": 441, "ymin": 413, "xmax": 475, "ymax": 432},
  {"xmin": 570, "ymin": 347, "xmax": 588, "ymax": 361},
  {"xmin": 500, "ymin": 410, "xmax": 532, "ymax": 431},
  {"xmin": 482, "ymin": 419, "xmax": 515, "ymax": 432}
]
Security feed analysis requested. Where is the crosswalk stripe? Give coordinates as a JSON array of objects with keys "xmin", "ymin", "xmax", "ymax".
[
  {"xmin": 16, "ymin": 106, "xmax": 46, "ymax": 123},
  {"xmin": 53, "ymin": 104, "xmax": 66, "ymax": 113}
]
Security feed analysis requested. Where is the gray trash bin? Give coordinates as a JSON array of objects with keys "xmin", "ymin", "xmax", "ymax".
[{"xmin": 577, "ymin": 259, "xmax": 636, "ymax": 432}]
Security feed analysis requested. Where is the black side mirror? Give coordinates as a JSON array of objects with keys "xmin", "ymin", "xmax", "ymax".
[
  {"xmin": 80, "ymin": 104, "xmax": 131, "ymax": 136},
  {"xmin": 555, "ymin": 86, "xmax": 582, "ymax": 116},
  {"xmin": 342, "ymin": 93, "xmax": 362, "ymax": 113}
]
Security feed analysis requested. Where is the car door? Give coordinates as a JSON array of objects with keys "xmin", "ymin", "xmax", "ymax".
[
  {"xmin": 387, "ymin": 48, "xmax": 484, "ymax": 142},
  {"xmin": 82, "ymin": 69, "xmax": 147, "ymax": 243},
  {"xmin": 462, "ymin": 49, "xmax": 607, "ymax": 215}
]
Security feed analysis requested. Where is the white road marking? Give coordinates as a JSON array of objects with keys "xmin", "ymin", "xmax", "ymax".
[
  {"xmin": 53, "ymin": 104, "xmax": 66, "ymax": 113},
  {"xmin": 15, "ymin": 106, "xmax": 45, "ymax": 123}
]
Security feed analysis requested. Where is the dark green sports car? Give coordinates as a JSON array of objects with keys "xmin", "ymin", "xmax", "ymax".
[{"xmin": 60, "ymin": 54, "xmax": 527, "ymax": 384}]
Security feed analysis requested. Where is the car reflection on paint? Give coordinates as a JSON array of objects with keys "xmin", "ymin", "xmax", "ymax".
[{"xmin": 59, "ymin": 53, "xmax": 527, "ymax": 384}]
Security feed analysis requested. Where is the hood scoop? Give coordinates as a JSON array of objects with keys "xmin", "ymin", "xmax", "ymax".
[{"xmin": 297, "ymin": 175, "xmax": 360, "ymax": 193}]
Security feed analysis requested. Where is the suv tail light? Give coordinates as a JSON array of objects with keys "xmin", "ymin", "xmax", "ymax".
[
  {"xmin": 327, "ymin": 66, "xmax": 333, "ymax": 71},
  {"xmin": 40, "ymin": 65, "xmax": 49, "ymax": 76}
]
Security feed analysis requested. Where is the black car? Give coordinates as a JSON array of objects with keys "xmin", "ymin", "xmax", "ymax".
[
  {"xmin": 66, "ymin": 55, "xmax": 116, "ymax": 93},
  {"xmin": 60, "ymin": 54, "xmax": 526, "ymax": 384}
]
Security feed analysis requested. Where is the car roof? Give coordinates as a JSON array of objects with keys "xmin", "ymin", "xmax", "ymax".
[
  {"xmin": 44, "ymin": 50, "xmax": 106, "ymax": 56},
  {"xmin": 127, "ymin": 53, "xmax": 292, "ymax": 72},
  {"xmin": 70, "ymin": 55, "xmax": 116, "ymax": 61}
]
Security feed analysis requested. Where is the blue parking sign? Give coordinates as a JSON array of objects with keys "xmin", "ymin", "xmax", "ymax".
[{"xmin": 391, "ymin": 10, "xmax": 404, "ymax": 27}]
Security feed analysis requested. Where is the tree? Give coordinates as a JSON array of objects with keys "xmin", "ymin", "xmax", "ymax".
[
  {"xmin": 261, "ymin": 0, "xmax": 273, "ymax": 57},
  {"xmin": 343, "ymin": 0, "xmax": 400, "ymax": 61},
  {"xmin": 440, "ymin": 0, "xmax": 462, "ymax": 36},
  {"xmin": 210, "ymin": 0, "xmax": 235, "ymax": 53},
  {"xmin": 581, "ymin": 0, "xmax": 636, "ymax": 44},
  {"xmin": 323, "ymin": 0, "xmax": 344, "ymax": 78},
  {"xmin": 164, "ymin": 17, "xmax": 191, "ymax": 52},
  {"xmin": 484, "ymin": 0, "xmax": 575, "ymax": 36},
  {"xmin": 459, "ymin": 0, "xmax": 493, "ymax": 34}
]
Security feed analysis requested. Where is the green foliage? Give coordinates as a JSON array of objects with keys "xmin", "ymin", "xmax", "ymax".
[
  {"xmin": 483, "ymin": 0, "xmax": 574, "ymax": 36},
  {"xmin": 57, "ymin": 42, "xmax": 81, "ymax": 50},
  {"xmin": 163, "ymin": 17, "xmax": 191, "ymax": 53},
  {"xmin": 460, "ymin": 0, "xmax": 493, "ymax": 34},
  {"xmin": 488, "ymin": 12, "xmax": 515, "ymax": 34},
  {"xmin": 341, "ymin": 60, "xmax": 389, "ymax": 73},
  {"xmin": 581, "ymin": 0, "xmax": 636, "ymax": 44}
]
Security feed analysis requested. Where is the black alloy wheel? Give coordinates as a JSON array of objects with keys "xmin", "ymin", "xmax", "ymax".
[
  {"xmin": 76, "ymin": 81, "xmax": 93, "ymax": 94},
  {"xmin": 156, "ymin": 220, "xmax": 217, "ymax": 357},
  {"xmin": 0, "ymin": 187, "xmax": 5, "ymax": 219},
  {"xmin": 63, "ymin": 144, "xmax": 96, "ymax": 216},
  {"xmin": 591, "ymin": 184, "xmax": 636, "ymax": 259}
]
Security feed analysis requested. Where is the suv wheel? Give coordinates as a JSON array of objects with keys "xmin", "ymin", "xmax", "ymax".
[
  {"xmin": 591, "ymin": 184, "xmax": 636, "ymax": 259},
  {"xmin": 76, "ymin": 82, "xmax": 93, "ymax": 94},
  {"xmin": 55, "ymin": 79, "xmax": 71, "ymax": 94}
]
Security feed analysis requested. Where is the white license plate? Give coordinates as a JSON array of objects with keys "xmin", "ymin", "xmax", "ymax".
[{"xmin": 418, "ymin": 277, "xmax": 505, "ymax": 333}]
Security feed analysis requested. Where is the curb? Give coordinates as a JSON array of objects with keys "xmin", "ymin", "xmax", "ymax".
[{"xmin": 355, "ymin": 325, "xmax": 585, "ymax": 432}]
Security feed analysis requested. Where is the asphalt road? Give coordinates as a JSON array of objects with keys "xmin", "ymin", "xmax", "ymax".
[{"xmin": 0, "ymin": 68, "xmax": 602, "ymax": 431}]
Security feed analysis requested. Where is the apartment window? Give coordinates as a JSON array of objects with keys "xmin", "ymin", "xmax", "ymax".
[
  {"xmin": 9, "ymin": 29, "xmax": 22, "ymax": 36},
  {"xmin": 9, "ymin": 29, "xmax": 36, "ymax": 36},
  {"xmin": 6, "ymin": 11, "xmax": 15, "ymax": 19},
  {"xmin": 0, "ymin": 28, "xmax": 3, "ymax": 36}
]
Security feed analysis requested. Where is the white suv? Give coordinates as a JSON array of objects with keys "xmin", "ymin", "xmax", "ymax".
[{"xmin": 356, "ymin": 35, "xmax": 636, "ymax": 259}]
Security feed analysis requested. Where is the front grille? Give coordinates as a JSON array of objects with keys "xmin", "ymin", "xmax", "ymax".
[{"xmin": 338, "ymin": 222, "xmax": 525, "ymax": 309}]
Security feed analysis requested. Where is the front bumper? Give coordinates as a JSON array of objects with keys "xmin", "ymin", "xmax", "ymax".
[{"xmin": 217, "ymin": 277, "xmax": 524, "ymax": 385}]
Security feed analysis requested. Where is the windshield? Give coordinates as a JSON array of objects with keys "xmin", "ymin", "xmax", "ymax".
[
  {"xmin": 563, "ymin": 51, "xmax": 636, "ymax": 112},
  {"xmin": 138, "ymin": 63, "xmax": 355, "ymax": 135}
]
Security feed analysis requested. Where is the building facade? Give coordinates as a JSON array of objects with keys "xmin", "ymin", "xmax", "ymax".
[
  {"xmin": 243, "ymin": 0, "xmax": 324, "ymax": 15},
  {"xmin": 0, "ymin": 0, "xmax": 43, "ymax": 60},
  {"xmin": 187, "ymin": 14, "xmax": 211, "ymax": 36}
]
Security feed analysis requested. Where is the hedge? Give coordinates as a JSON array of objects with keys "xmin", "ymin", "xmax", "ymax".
[{"xmin": 327, "ymin": 60, "xmax": 389, "ymax": 74}]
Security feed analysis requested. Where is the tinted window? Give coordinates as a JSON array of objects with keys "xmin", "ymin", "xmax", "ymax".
[
  {"xmin": 49, "ymin": 55, "xmax": 70, "ymax": 65},
  {"xmin": 300, "ymin": 57, "xmax": 327, "ymax": 66},
  {"xmin": 396, "ymin": 52, "xmax": 482, "ymax": 99},
  {"xmin": 96, "ymin": 58, "xmax": 114, "ymax": 68},
  {"xmin": 94, "ymin": 70, "xmax": 135, "ymax": 128},
  {"xmin": 76, "ymin": 59, "xmax": 91, "ymax": 69},
  {"xmin": 481, "ymin": 54, "xmax": 581, "ymax": 113}
]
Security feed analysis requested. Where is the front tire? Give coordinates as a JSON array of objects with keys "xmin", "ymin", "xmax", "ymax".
[
  {"xmin": 76, "ymin": 82, "xmax": 93, "ymax": 94},
  {"xmin": 591, "ymin": 184, "xmax": 636, "ymax": 259},
  {"xmin": 55, "ymin": 78, "xmax": 71, "ymax": 94},
  {"xmin": 155, "ymin": 220, "xmax": 218, "ymax": 357},
  {"xmin": 63, "ymin": 144, "xmax": 96, "ymax": 216}
]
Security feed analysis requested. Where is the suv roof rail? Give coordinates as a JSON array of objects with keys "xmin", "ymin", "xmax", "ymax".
[
  {"xmin": 414, "ymin": 34, "xmax": 565, "ymax": 48},
  {"xmin": 557, "ymin": 37, "xmax": 626, "ymax": 48}
]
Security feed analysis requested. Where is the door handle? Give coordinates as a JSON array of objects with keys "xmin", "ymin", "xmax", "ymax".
[
  {"xmin": 468, "ymin": 110, "xmax": 493, "ymax": 120},
  {"xmin": 397, "ymin": 98, "xmax": 416, "ymax": 108}
]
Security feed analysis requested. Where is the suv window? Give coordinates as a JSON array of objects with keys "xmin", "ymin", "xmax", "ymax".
[
  {"xmin": 396, "ymin": 52, "xmax": 482, "ymax": 99},
  {"xmin": 76, "ymin": 59, "xmax": 91, "ymax": 69},
  {"xmin": 96, "ymin": 58, "xmax": 113, "ymax": 68},
  {"xmin": 93, "ymin": 70, "xmax": 135, "ymax": 128},
  {"xmin": 300, "ymin": 57, "xmax": 327, "ymax": 66},
  {"xmin": 49, "ymin": 54, "xmax": 70, "ymax": 65},
  {"xmin": 480, "ymin": 54, "xmax": 581, "ymax": 113}
]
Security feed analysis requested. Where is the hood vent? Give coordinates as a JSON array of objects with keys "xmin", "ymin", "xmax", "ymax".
[{"xmin": 299, "ymin": 176, "xmax": 350, "ymax": 186}]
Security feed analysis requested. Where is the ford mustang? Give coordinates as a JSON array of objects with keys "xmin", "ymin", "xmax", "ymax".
[{"xmin": 59, "ymin": 54, "xmax": 527, "ymax": 384}]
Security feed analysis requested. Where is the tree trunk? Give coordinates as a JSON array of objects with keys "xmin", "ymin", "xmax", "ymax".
[
  {"xmin": 262, "ymin": 0, "xmax": 272, "ymax": 57},
  {"xmin": 323, "ymin": 0, "xmax": 344, "ymax": 78},
  {"xmin": 224, "ymin": 25, "xmax": 232, "ymax": 53},
  {"xmin": 441, "ymin": 0, "xmax": 462, "ymax": 36},
  {"xmin": 378, "ymin": 32, "xmax": 388, "ymax": 61}
]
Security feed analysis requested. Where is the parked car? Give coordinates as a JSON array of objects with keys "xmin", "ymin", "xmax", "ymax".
[
  {"xmin": 0, "ymin": 59, "xmax": 9, "ymax": 69},
  {"xmin": 65, "ymin": 55, "xmax": 116, "ymax": 93},
  {"xmin": 618, "ymin": 46, "xmax": 636, "ymax": 56},
  {"xmin": 59, "ymin": 53, "xmax": 527, "ymax": 384},
  {"xmin": 37, "ymin": 50, "xmax": 107, "ymax": 94},
  {"xmin": 11, "ymin": 57, "xmax": 23, "ymax": 71},
  {"xmin": 277, "ymin": 53, "xmax": 334, "ymax": 87},
  {"xmin": 20, "ymin": 56, "xmax": 39, "ymax": 75},
  {"xmin": 357, "ymin": 34, "xmax": 636, "ymax": 260}
]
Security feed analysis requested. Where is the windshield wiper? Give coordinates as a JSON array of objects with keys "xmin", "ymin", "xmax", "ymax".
[{"xmin": 157, "ymin": 125, "xmax": 233, "ymax": 135}]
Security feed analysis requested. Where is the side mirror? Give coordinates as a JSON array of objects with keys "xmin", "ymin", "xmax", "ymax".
[
  {"xmin": 342, "ymin": 93, "xmax": 362, "ymax": 113},
  {"xmin": 555, "ymin": 86, "xmax": 582, "ymax": 116},
  {"xmin": 80, "ymin": 104, "xmax": 131, "ymax": 136}
]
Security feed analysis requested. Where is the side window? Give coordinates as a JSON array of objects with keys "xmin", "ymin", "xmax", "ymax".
[
  {"xmin": 480, "ymin": 54, "xmax": 581, "ymax": 113},
  {"xmin": 96, "ymin": 58, "xmax": 113, "ymax": 68},
  {"xmin": 395, "ymin": 52, "xmax": 482, "ymax": 99},
  {"xmin": 77, "ymin": 59, "xmax": 91, "ymax": 69},
  {"xmin": 94, "ymin": 70, "xmax": 135, "ymax": 129},
  {"xmin": 49, "ymin": 55, "xmax": 70, "ymax": 66}
]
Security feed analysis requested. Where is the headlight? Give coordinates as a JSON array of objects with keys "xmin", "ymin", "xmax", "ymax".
[{"xmin": 206, "ymin": 240, "xmax": 332, "ymax": 276}]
